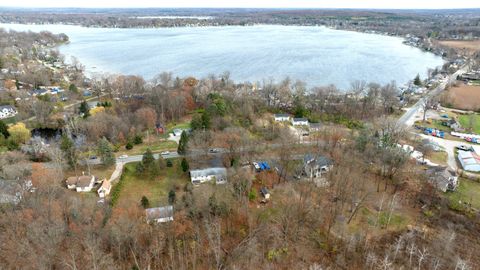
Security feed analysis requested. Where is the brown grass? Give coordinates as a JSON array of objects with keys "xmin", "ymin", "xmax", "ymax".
[
  {"xmin": 445, "ymin": 84, "xmax": 480, "ymax": 111},
  {"xmin": 438, "ymin": 40, "xmax": 480, "ymax": 55}
]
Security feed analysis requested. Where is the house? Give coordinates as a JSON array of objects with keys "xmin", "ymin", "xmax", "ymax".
[
  {"xmin": 274, "ymin": 113, "xmax": 291, "ymax": 122},
  {"xmin": 426, "ymin": 167, "xmax": 458, "ymax": 192},
  {"xmin": 0, "ymin": 179, "xmax": 33, "ymax": 204},
  {"xmin": 97, "ymin": 179, "xmax": 111, "ymax": 198},
  {"xmin": 292, "ymin": 118, "xmax": 309, "ymax": 126},
  {"xmin": 260, "ymin": 187, "xmax": 270, "ymax": 200},
  {"xmin": 190, "ymin": 167, "xmax": 227, "ymax": 185},
  {"xmin": 309, "ymin": 123, "xmax": 322, "ymax": 131},
  {"xmin": 66, "ymin": 175, "xmax": 96, "ymax": 192},
  {"xmin": 0, "ymin": 105, "xmax": 17, "ymax": 119},
  {"xmin": 302, "ymin": 154, "xmax": 333, "ymax": 178},
  {"xmin": 443, "ymin": 118, "xmax": 463, "ymax": 132},
  {"xmin": 145, "ymin": 205, "xmax": 174, "ymax": 223},
  {"xmin": 458, "ymin": 151, "xmax": 480, "ymax": 172}
]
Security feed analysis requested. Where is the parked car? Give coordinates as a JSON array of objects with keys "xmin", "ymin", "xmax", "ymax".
[
  {"xmin": 119, "ymin": 154, "xmax": 129, "ymax": 159},
  {"xmin": 209, "ymin": 148, "xmax": 219, "ymax": 153},
  {"xmin": 161, "ymin": 151, "xmax": 170, "ymax": 155},
  {"xmin": 456, "ymin": 145, "xmax": 474, "ymax": 152}
]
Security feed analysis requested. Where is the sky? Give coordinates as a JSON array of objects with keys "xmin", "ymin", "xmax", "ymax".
[{"xmin": 1, "ymin": 0, "xmax": 480, "ymax": 9}]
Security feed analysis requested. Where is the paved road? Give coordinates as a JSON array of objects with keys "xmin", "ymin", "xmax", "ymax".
[
  {"xmin": 397, "ymin": 68, "xmax": 467, "ymax": 127},
  {"xmin": 397, "ymin": 65, "xmax": 469, "ymax": 170}
]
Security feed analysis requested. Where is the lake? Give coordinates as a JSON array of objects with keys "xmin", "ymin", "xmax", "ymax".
[{"xmin": 0, "ymin": 23, "xmax": 444, "ymax": 89}]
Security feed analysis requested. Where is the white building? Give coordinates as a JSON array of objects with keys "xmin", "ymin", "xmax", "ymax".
[
  {"xmin": 274, "ymin": 114, "xmax": 291, "ymax": 122},
  {"xmin": 66, "ymin": 175, "xmax": 96, "ymax": 192},
  {"xmin": 292, "ymin": 118, "xmax": 309, "ymax": 126},
  {"xmin": 190, "ymin": 167, "xmax": 227, "ymax": 185},
  {"xmin": 458, "ymin": 151, "xmax": 480, "ymax": 172},
  {"xmin": 145, "ymin": 206, "xmax": 174, "ymax": 223},
  {"xmin": 0, "ymin": 105, "xmax": 17, "ymax": 119},
  {"xmin": 97, "ymin": 179, "xmax": 112, "ymax": 198}
]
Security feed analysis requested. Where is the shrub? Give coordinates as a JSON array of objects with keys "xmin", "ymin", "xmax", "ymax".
[
  {"xmin": 166, "ymin": 159, "xmax": 173, "ymax": 167},
  {"xmin": 133, "ymin": 135, "xmax": 143, "ymax": 145},
  {"xmin": 125, "ymin": 142, "xmax": 133, "ymax": 150},
  {"xmin": 248, "ymin": 189, "xmax": 257, "ymax": 201},
  {"xmin": 140, "ymin": 196, "xmax": 150, "ymax": 209}
]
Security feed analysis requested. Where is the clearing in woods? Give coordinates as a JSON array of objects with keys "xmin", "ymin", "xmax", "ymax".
[{"xmin": 445, "ymin": 84, "xmax": 480, "ymax": 111}]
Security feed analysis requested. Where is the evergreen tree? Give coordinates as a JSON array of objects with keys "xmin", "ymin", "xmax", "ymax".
[
  {"xmin": 60, "ymin": 134, "xmax": 77, "ymax": 169},
  {"xmin": 181, "ymin": 158, "xmax": 189, "ymax": 172},
  {"xmin": 414, "ymin": 74, "xmax": 422, "ymax": 86},
  {"xmin": 97, "ymin": 137, "xmax": 116, "ymax": 166},
  {"xmin": 0, "ymin": 120, "xmax": 9, "ymax": 138},
  {"xmin": 168, "ymin": 189, "xmax": 176, "ymax": 204},
  {"xmin": 201, "ymin": 111, "xmax": 211, "ymax": 129},
  {"xmin": 140, "ymin": 196, "xmax": 150, "ymax": 209},
  {"xmin": 166, "ymin": 159, "xmax": 173, "ymax": 167},
  {"xmin": 79, "ymin": 100, "xmax": 90, "ymax": 118},
  {"xmin": 177, "ymin": 131, "xmax": 188, "ymax": 154},
  {"xmin": 142, "ymin": 148, "xmax": 155, "ymax": 170},
  {"xmin": 68, "ymin": 83, "xmax": 78, "ymax": 92}
]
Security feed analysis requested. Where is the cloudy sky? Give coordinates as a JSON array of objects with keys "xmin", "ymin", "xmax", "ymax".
[{"xmin": 1, "ymin": 0, "xmax": 479, "ymax": 9}]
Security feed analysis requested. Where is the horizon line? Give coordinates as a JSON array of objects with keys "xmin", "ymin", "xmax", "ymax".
[{"xmin": 1, "ymin": 6, "xmax": 480, "ymax": 10}]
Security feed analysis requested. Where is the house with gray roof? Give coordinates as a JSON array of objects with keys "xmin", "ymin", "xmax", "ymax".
[
  {"xmin": 190, "ymin": 167, "xmax": 227, "ymax": 185},
  {"xmin": 0, "ymin": 105, "xmax": 17, "ymax": 119},
  {"xmin": 145, "ymin": 205, "xmax": 174, "ymax": 223}
]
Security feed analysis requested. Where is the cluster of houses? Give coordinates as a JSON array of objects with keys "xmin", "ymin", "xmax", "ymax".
[
  {"xmin": 0, "ymin": 105, "xmax": 18, "ymax": 119},
  {"xmin": 65, "ymin": 174, "xmax": 112, "ymax": 198},
  {"xmin": 31, "ymin": 86, "xmax": 65, "ymax": 97}
]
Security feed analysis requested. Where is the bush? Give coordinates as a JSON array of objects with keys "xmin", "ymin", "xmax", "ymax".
[
  {"xmin": 141, "ymin": 196, "xmax": 150, "ymax": 209},
  {"xmin": 181, "ymin": 158, "xmax": 189, "ymax": 172},
  {"xmin": 133, "ymin": 135, "xmax": 143, "ymax": 145},
  {"xmin": 166, "ymin": 159, "xmax": 173, "ymax": 167},
  {"xmin": 125, "ymin": 142, "xmax": 133, "ymax": 150},
  {"xmin": 248, "ymin": 189, "xmax": 257, "ymax": 201}
]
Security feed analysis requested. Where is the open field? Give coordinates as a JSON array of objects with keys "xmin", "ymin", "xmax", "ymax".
[
  {"xmin": 438, "ymin": 40, "xmax": 480, "ymax": 55},
  {"xmin": 427, "ymin": 151, "xmax": 448, "ymax": 166},
  {"xmin": 447, "ymin": 178, "xmax": 480, "ymax": 212},
  {"xmin": 459, "ymin": 114, "xmax": 480, "ymax": 134},
  {"xmin": 113, "ymin": 160, "xmax": 190, "ymax": 209},
  {"xmin": 445, "ymin": 84, "xmax": 480, "ymax": 111}
]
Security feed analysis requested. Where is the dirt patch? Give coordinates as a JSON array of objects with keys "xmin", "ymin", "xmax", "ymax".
[
  {"xmin": 438, "ymin": 40, "xmax": 480, "ymax": 55},
  {"xmin": 445, "ymin": 84, "xmax": 480, "ymax": 111}
]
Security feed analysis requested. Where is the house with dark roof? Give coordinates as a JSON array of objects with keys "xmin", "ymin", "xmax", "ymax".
[
  {"xmin": 302, "ymin": 154, "xmax": 333, "ymax": 178},
  {"xmin": 145, "ymin": 205, "xmax": 174, "ymax": 223},
  {"xmin": 0, "ymin": 179, "xmax": 33, "ymax": 204},
  {"xmin": 426, "ymin": 167, "xmax": 458, "ymax": 192},
  {"xmin": 66, "ymin": 175, "xmax": 96, "ymax": 192}
]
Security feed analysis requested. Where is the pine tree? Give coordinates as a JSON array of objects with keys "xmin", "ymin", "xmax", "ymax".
[
  {"xmin": 0, "ymin": 120, "xmax": 9, "ymax": 138},
  {"xmin": 414, "ymin": 74, "xmax": 422, "ymax": 86},
  {"xmin": 177, "ymin": 131, "xmax": 188, "ymax": 154},
  {"xmin": 140, "ymin": 196, "xmax": 150, "ymax": 209},
  {"xmin": 181, "ymin": 158, "xmax": 189, "ymax": 172},
  {"xmin": 168, "ymin": 189, "xmax": 176, "ymax": 204},
  {"xmin": 97, "ymin": 137, "xmax": 116, "ymax": 166},
  {"xmin": 142, "ymin": 148, "xmax": 155, "ymax": 170},
  {"xmin": 60, "ymin": 134, "xmax": 77, "ymax": 169},
  {"xmin": 79, "ymin": 100, "xmax": 90, "ymax": 118}
]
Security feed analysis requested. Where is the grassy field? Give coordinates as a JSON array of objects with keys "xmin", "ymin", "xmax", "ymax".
[
  {"xmin": 427, "ymin": 151, "xmax": 448, "ymax": 166},
  {"xmin": 447, "ymin": 178, "xmax": 480, "ymax": 212},
  {"xmin": 117, "ymin": 139, "xmax": 178, "ymax": 156},
  {"xmin": 459, "ymin": 114, "xmax": 480, "ymax": 134},
  {"xmin": 445, "ymin": 84, "xmax": 480, "ymax": 111},
  {"xmin": 113, "ymin": 160, "xmax": 190, "ymax": 208}
]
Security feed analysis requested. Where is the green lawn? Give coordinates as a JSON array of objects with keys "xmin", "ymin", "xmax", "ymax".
[
  {"xmin": 427, "ymin": 151, "xmax": 448, "ymax": 166},
  {"xmin": 113, "ymin": 160, "xmax": 190, "ymax": 208},
  {"xmin": 459, "ymin": 114, "xmax": 480, "ymax": 134},
  {"xmin": 117, "ymin": 139, "xmax": 178, "ymax": 156},
  {"xmin": 447, "ymin": 178, "xmax": 480, "ymax": 211}
]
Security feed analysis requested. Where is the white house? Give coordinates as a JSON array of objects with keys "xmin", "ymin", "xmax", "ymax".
[
  {"xmin": 274, "ymin": 114, "xmax": 291, "ymax": 122},
  {"xmin": 0, "ymin": 105, "xmax": 17, "ymax": 119},
  {"xmin": 458, "ymin": 151, "xmax": 480, "ymax": 172},
  {"xmin": 190, "ymin": 167, "xmax": 227, "ymax": 185},
  {"xmin": 66, "ymin": 175, "xmax": 96, "ymax": 192},
  {"xmin": 145, "ymin": 205, "xmax": 174, "ymax": 223},
  {"xmin": 292, "ymin": 118, "xmax": 309, "ymax": 126},
  {"xmin": 97, "ymin": 179, "xmax": 112, "ymax": 198}
]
